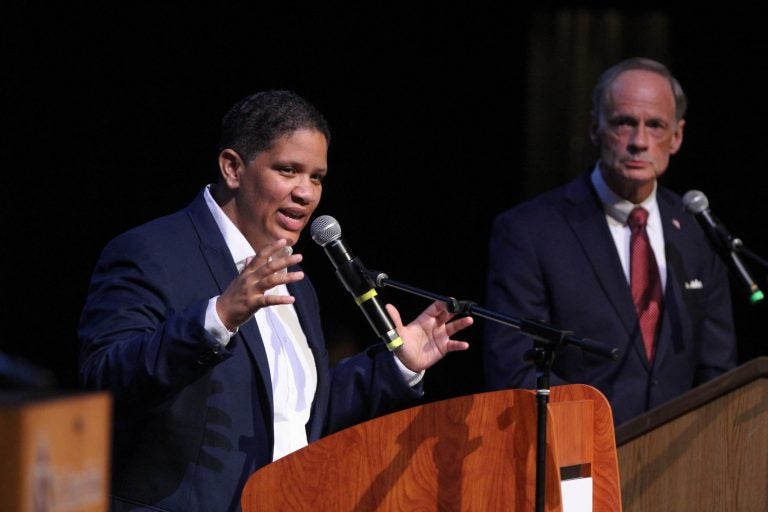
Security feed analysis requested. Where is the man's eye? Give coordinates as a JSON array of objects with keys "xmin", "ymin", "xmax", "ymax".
[{"xmin": 612, "ymin": 118, "xmax": 635, "ymax": 127}]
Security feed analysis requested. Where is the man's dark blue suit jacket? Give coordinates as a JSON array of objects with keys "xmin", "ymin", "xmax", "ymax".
[{"xmin": 484, "ymin": 173, "xmax": 737, "ymax": 425}]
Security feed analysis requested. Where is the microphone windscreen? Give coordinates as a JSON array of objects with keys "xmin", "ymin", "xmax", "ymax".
[
  {"xmin": 682, "ymin": 190, "xmax": 709, "ymax": 214},
  {"xmin": 310, "ymin": 215, "xmax": 341, "ymax": 247}
]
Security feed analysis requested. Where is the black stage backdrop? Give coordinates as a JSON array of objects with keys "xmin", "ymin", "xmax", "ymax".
[{"xmin": 3, "ymin": 6, "xmax": 767, "ymax": 402}]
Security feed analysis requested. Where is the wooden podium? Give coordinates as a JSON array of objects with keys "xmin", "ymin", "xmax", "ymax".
[
  {"xmin": 0, "ymin": 390, "xmax": 112, "ymax": 512},
  {"xmin": 616, "ymin": 356, "xmax": 768, "ymax": 512},
  {"xmin": 242, "ymin": 384, "xmax": 621, "ymax": 511}
]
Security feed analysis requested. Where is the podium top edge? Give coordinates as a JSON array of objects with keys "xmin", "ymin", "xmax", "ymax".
[{"xmin": 615, "ymin": 356, "xmax": 768, "ymax": 445}]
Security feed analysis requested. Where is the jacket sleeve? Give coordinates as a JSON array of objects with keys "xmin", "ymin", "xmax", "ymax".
[
  {"xmin": 78, "ymin": 230, "xmax": 232, "ymax": 410},
  {"xmin": 322, "ymin": 343, "xmax": 424, "ymax": 435}
]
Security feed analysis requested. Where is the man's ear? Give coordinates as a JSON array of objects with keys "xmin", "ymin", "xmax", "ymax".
[
  {"xmin": 218, "ymin": 148, "xmax": 243, "ymax": 188},
  {"xmin": 669, "ymin": 118, "xmax": 685, "ymax": 155},
  {"xmin": 589, "ymin": 112, "xmax": 601, "ymax": 146}
]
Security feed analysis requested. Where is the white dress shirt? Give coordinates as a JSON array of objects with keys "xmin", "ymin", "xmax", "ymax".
[
  {"xmin": 591, "ymin": 165, "xmax": 667, "ymax": 290},
  {"xmin": 201, "ymin": 186, "xmax": 316, "ymax": 460},
  {"xmin": 198, "ymin": 185, "xmax": 422, "ymax": 461}
]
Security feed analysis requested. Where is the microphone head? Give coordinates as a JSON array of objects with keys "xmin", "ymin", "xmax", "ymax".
[
  {"xmin": 682, "ymin": 190, "xmax": 709, "ymax": 214},
  {"xmin": 310, "ymin": 215, "xmax": 342, "ymax": 247}
]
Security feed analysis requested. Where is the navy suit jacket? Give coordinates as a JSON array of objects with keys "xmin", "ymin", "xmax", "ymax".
[
  {"xmin": 79, "ymin": 190, "xmax": 421, "ymax": 511},
  {"xmin": 483, "ymin": 173, "xmax": 737, "ymax": 425}
]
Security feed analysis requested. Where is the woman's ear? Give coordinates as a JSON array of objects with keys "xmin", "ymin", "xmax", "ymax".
[{"xmin": 218, "ymin": 148, "xmax": 243, "ymax": 189}]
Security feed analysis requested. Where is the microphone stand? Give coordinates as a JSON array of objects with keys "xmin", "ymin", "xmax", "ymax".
[
  {"xmin": 366, "ymin": 270, "xmax": 618, "ymax": 512},
  {"xmin": 708, "ymin": 228, "xmax": 766, "ymax": 303},
  {"xmin": 732, "ymin": 239, "xmax": 768, "ymax": 274}
]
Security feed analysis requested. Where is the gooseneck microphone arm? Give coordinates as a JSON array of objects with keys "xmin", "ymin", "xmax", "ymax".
[
  {"xmin": 731, "ymin": 240, "xmax": 768, "ymax": 272},
  {"xmin": 719, "ymin": 230, "xmax": 768, "ymax": 276}
]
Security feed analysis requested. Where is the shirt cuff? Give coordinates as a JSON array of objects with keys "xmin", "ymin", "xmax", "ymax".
[
  {"xmin": 205, "ymin": 297, "xmax": 238, "ymax": 346},
  {"xmin": 394, "ymin": 354, "xmax": 425, "ymax": 387}
]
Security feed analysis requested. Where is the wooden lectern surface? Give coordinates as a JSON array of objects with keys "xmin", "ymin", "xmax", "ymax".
[
  {"xmin": 616, "ymin": 357, "xmax": 768, "ymax": 512},
  {"xmin": 242, "ymin": 384, "xmax": 621, "ymax": 512}
]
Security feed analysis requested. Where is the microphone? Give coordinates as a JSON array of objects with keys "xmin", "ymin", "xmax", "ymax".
[
  {"xmin": 683, "ymin": 190, "xmax": 764, "ymax": 304},
  {"xmin": 310, "ymin": 215, "xmax": 404, "ymax": 351}
]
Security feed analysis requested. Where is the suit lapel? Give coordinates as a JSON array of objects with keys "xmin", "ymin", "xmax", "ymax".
[
  {"xmin": 186, "ymin": 191, "xmax": 274, "ymax": 410},
  {"xmin": 653, "ymin": 191, "xmax": 689, "ymax": 366},
  {"xmin": 562, "ymin": 175, "xmax": 647, "ymax": 362}
]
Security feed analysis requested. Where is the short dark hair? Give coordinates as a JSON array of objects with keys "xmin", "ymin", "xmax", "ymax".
[
  {"xmin": 218, "ymin": 90, "xmax": 331, "ymax": 162},
  {"xmin": 592, "ymin": 57, "xmax": 687, "ymax": 121}
]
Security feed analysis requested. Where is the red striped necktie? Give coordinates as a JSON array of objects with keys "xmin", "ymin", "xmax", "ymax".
[{"xmin": 628, "ymin": 207, "xmax": 663, "ymax": 361}]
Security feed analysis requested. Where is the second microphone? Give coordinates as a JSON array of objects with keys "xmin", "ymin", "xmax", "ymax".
[{"xmin": 310, "ymin": 215, "xmax": 404, "ymax": 351}]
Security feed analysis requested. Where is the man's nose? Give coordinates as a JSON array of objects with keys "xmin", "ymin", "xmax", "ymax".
[{"xmin": 628, "ymin": 125, "xmax": 649, "ymax": 152}]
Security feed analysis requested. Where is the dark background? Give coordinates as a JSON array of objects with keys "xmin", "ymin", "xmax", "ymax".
[{"xmin": 3, "ymin": 6, "xmax": 767, "ymax": 402}]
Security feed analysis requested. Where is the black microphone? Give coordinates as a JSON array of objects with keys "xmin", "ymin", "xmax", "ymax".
[
  {"xmin": 683, "ymin": 190, "xmax": 764, "ymax": 304},
  {"xmin": 310, "ymin": 215, "xmax": 404, "ymax": 351}
]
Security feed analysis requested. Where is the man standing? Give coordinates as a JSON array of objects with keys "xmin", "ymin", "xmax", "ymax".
[{"xmin": 483, "ymin": 57, "xmax": 736, "ymax": 425}]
